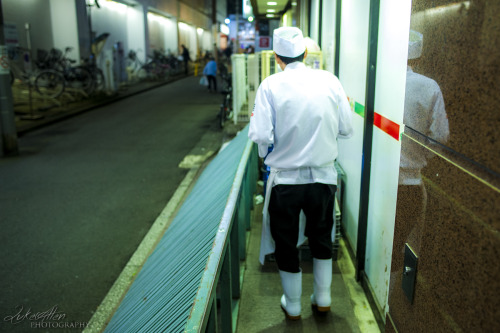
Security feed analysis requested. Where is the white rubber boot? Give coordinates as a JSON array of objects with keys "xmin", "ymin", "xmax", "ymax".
[
  {"xmin": 279, "ymin": 270, "xmax": 302, "ymax": 320},
  {"xmin": 311, "ymin": 258, "xmax": 332, "ymax": 312}
]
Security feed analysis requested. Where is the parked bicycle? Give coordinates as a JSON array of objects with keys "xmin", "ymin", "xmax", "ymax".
[
  {"xmin": 8, "ymin": 46, "xmax": 65, "ymax": 99},
  {"xmin": 219, "ymin": 73, "xmax": 233, "ymax": 128},
  {"xmin": 143, "ymin": 50, "xmax": 173, "ymax": 80},
  {"xmin": 36, "ymin": 47, "xmax": 94, "ymax": 95},
  {"xmin": 163, "ymin": 51, "xmax": 181, "ymax": 75},
  {"xmin": 126, "ymin": 49, "xmax": 148, "ymax": 82},
  {"xmin": 80, "ymin": 56, "xmax": 105, "ymax": 93},
  {"xmin": 128, "ymin": 49, "xmax": 181, "ymax": 82}
]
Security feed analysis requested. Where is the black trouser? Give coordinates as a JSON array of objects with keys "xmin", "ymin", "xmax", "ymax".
[
  {"xmin": 207, "ymin": 75, "xmax": 217, "ymax": 91},
  {"xmin": 269, "ymin": 183, "xmax": 336, "ymax": 273}
]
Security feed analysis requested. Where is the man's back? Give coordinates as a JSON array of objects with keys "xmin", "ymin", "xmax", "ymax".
[{"xmin": 251, "ymin": 62, "xmax": 352, "ymax": 169}]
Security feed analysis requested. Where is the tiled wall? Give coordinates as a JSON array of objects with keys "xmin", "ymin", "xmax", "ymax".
[{"xmin": 387, "ymin": 1, "xmax": 500, "ymax": 331}]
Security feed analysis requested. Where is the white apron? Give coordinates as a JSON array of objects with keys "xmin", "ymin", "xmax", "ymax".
[{"xmin": 258, "ymin": 169, "xmax": 337, "ymax": 265}]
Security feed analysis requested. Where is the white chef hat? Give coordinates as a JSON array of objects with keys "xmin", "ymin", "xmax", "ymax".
[
  {"xmin": 273, "ymin": 27, "xmax": 306, "ymax": 58},
  {"xmin": 408, "ymin": 30, "xmax": 423, "ymax": 60}
]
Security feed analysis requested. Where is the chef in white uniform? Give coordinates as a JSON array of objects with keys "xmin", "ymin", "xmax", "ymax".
[
  {"xmin": 400, "ymin": 30, "xmax": 449, "ymax": 187},
  {"xmin": 248, "ymin": 27, "xmax": 353, "ymax": 320}
]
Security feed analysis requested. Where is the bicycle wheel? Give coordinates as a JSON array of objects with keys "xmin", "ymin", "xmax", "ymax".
[
  {"xmin": 219, "ymin": 97, "xmax": 230, "ymax": 129},
  {"xmin": 66, "ymin": 66, "xmax": 93, "ymax": 94},
  {"xmin": 219, "ymin": 104, "xmax": 225, "ymax": 129},
  {"xmin": 35, "ymin": 70, "xmax": 65, "ymax": 98},
  {"xmin": 141, "ymin": 63, "xmax": 154, "ymax": 80}
]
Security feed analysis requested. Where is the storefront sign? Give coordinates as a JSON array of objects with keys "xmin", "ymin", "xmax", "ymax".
[
  {"xmin": 0, "ymin": 46, "xmax": 9, "ymax": 74},
  {"xmin": 259, "ymin": 36, "xmax": 270, "ymax": 48},
  {"xmin": 3, "ymin": 22, "xmax": 19, "ymax": 46}
]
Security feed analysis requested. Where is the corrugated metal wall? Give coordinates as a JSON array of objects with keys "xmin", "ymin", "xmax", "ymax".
[{"xmin": 105, "ymin": 126, "xmax": 256, "ymax": 332}]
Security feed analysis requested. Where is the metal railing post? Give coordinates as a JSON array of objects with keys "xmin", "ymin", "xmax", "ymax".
[
  {"xmin": 241, "ymin": 177, "xmax": 250, "ymax": 230},
  {"xmin": 230, "ymin": 216, "xmax": 241, "ymax": 299},
  {"xmin": 206, "ymin": 297, "xmax": 218, "ymax": 333},
  {"xmin": 237, "ymin": 197, "xmax": 246, "ymax": 261},
  {"xmin": 219, "ymin": 247, "xmax": 232, "ymax": 333}
]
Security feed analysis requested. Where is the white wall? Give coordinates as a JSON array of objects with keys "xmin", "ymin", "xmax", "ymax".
[
  {"xmin": 50, "ymin": 0, "xmax": 80, "ymax": 63},
  {"xmin": 89, "ymin": 0, "xmax": 147, "ymax": 87},
  {"xmin": 309, "ymin": 0, "xmax": 320, "ymax": 41},
  {"xmin": 335, "ymin": 0, "xmax": 412, "ymax": 318},
  {"xmin": 364, "ymin": 0, "xmax": 411, "ymax": 317},
  {"xmin": 321, "ymin": 0, "xmax": 337, "ymax": 74},
  {"xmin": 178, "ymin": 22, "xmax": 197, "ymax": 60},
  {"xmin": 199, "ymin": 29, "xmax": 213, "ymax": 55},
  {"xmin": 127, "ymin": 7, "xmax": 146, "ymax": 59},
  {"xmin": 337, "ymin": 0, "xmax": 370, "ymax": 253},
  {"xmin": 91, "ymin": 0, "xmax": 134, "ymax": 55},
  {"xmin": 148, "ymin": 12, "xmax": 177, "ymax": 55},
  {"xmin": 299, "ymin": 0, "xmax": 308, "ymax": 35},
  {"xmin": 3, "ymin": 0, "xmax": 54, "ymax": 61}
]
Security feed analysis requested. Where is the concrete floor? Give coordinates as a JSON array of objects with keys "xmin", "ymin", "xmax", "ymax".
[{"xmin": 236, "ymin": 195, "xmax": 381, "ymax": 333}]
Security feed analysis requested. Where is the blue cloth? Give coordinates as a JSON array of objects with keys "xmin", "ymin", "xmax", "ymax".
[{"xmin": 203, "ymin": 60, "xmax": 217, "ymax": 76}]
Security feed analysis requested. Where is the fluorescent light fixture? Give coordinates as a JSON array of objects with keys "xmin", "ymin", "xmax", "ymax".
[
  {"xmin": 266, "ymin": 14, "xmax": 275, "ymax": 18},
  {"xmin": 148, "ymin": 12, "xmax": 166, "ymax": 22},
  {"xmin": 420, "ymin": 1, "xmax": 470, "ymax": 15},
  {"xmin": 267, "ymin": 9, "xmax": 276, "ymax": 13},
  {"xmin": 108, "ymin": 0, "xmax": 136, "ymax": 6},
  {"xmin": 267, "ymin": 1, "xmax": 277, "ymax": 5},
  {"xmin": 411, "ymin": 2, "xmax": 471, "ymax": 25},
  {"xmin": 178, "ymin": 22, "xmax": 190, "ymax": 31},
  {"xmin": 102, "ymin": 0, "xmax": 128, "ymax": 13}
]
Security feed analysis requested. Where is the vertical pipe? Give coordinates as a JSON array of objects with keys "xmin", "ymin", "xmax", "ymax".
[
  {"xmin": 230, "ymin": 215, "xmax": 241, "ymax": 298},
  {"xmin": 306, "ymin": 0, "xmax": 312, "ymax": 38},
  {"xmin": 205, "ymin": 296, "xmax": 218, "ymax": 333},
  {"xmin": 0, "ymin": 0, "xmax": 19, "ymax": 157},
  {"xmin": 212, "ymin": 0, "xmax": 218, "ymax": 63},
  {"xmin": 356, "ymin": 0, "xmax": 380, "ymax": 282},
  {"xmin": 220, "ymin": 247, "xmax": 233, "ymax": 333},
  {"xmin": 237, "ymin": 201, "xmax": 246, "ymax": 260},
  {"xmin": 242, "ymin": 178, "xmax": 250, "ymax": 230},
  {"xmin": 334, "ymin": 0, "xmax": 342, "ymax": 77},
  {"xmin": 318, "ymin": 0, "xmax": 323, "ymax": 49}
]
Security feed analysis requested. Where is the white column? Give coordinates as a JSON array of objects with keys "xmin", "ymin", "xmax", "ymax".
[{"xmin": 50, "ymin": 0, "xmax": 81, "ymax": 63}]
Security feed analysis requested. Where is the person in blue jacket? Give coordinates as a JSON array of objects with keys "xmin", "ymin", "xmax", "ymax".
[{"xmin": 203, "ymin": 57, "xmax": 217, "ymax": 92}]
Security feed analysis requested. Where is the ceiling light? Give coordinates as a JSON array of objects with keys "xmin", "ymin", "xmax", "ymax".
[
  {"xmin": 225, "ymin": 18, "xmax": 230, "ymax": 24},
  {"xmin": 178, "ymin": 22, "xmax": 189, "ymax": 30},
  {"xmin": 267, "ymin": 9, "xmax": 276, "ymax": 12},
  {"xmin": 248, "ymin": 16, "xmax": 254, "ymax": 22},
  {"xmin": 266, "ymin": 14, "xmax": 275, "ymax": 18},
  {"xmin": 267, "ymin": 1, "xmax": 278, "ymax": 5}
]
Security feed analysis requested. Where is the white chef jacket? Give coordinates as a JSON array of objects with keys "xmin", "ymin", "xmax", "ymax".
[
  {"xmin": 400, "ymin": 67, "xmax": 449, "ymax": 185},
  {"xmin": 248, "ymin": 62, "xmax": 353, "ymax": 264}
]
